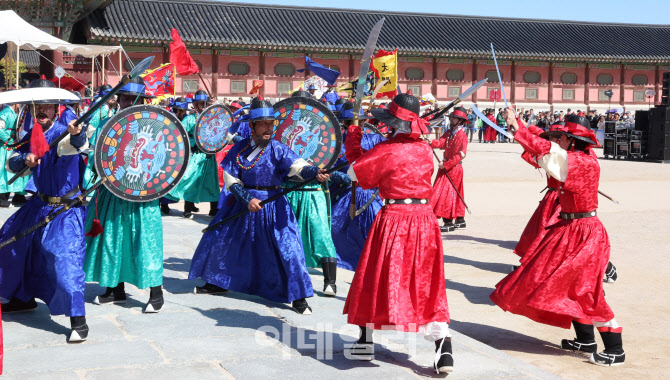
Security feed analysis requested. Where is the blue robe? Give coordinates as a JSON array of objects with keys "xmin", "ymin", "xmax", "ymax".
[
  {"xmin": 189, "ymin": 139, "xmax": 313, "ymax": 303},
  {"xmin": 330, "ymin": 132, "xmax": 385, "ymax": 271},
  {"xmin": 0, "ymin": 119, "xmax": 88, "ymax": 316},
  {"xmin": 321, "ymin": 90, "xmax": 339, "ymax": 104}
]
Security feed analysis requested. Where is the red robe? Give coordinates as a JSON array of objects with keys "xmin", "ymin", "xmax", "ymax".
[
  {"xmin": 490, "ymin": 125, "xmax": 614, "ymax": 329},
  {"xmin": 343, "ymin": 128, "xmax": 450, "ymax": 331},
  {"xmin": 484, "ymin": 114, "xmax": 497, "ymax": 141},
  {"xmin": 430, "ymin": 127, "xmax": 467, "ymax": 219}
]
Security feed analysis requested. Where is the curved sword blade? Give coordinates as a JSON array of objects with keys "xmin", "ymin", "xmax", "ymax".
[
  {"xmin": 354, "ymin": 18, "xmax": 385, "ymax": 114},
  {"xmin": 472, "ymin": 105, "xmax": 513, "ymax": 139},
  {"xmin": 490, "ymin": 43, "xmax": 508, "ymax": 108}
]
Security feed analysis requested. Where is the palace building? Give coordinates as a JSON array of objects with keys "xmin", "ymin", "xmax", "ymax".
[{"xmin": 5, "ymin": 0, "xmax": 670, "ymax": 112}]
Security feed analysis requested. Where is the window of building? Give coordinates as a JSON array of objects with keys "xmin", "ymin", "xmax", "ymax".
[
  {"xmin": 446, "ymin": 69, "xmax": 464, "ymax": 81},
  {"xmin": 598, "ymin": 89, "xmax": 613, "ymax": 101},
  {"xmin": 524, "ymin": 71, "xmax": 541, "ymax": 84},
  {"xmin": 448, "ymin": 86, "xmax": 461, "ymax": 97},
  {"xmin": 632, "ymin": 74, "xmax": 648, "ymax": 86},
  {"xmin": 229, "ymin": 62, "xmax": 250, "ymax": 75},
  {"xmin": 231, "ymin": 80, "xmax": 246, "ymax": 93},
  {"xmin": 274, "ymin": 63, "xmax": 295, "ymax": 77},
  {"xmin": 633, "ymin": 91, "xmax": 646, "ymax": 102},
  {"xmin": 182, "ymin": 79, "xmax": 198, "ymax": 93},
  {"xmin": 525, "ymin": 88, "xmax": 538, "ymax": 99},
  {"xmin": 597, "ymin": 74, "xmax": 613, "ymax": 85},
  {"xmin": 406, "ymin": 68, "xmax": 424, "ymax": 80},
  {"xmin": 561, "ymin": 73, "xmax": 578, "ymax": 84},
  {"xmin": 407, "ymin": 85, "xmax": 421, "ymax": 96},
  {"xmin": 277, "ymin": 82, "xmax": 292, "ymax": 95},
  {"xmin": 563, "ymin": 89, "xmax": 575, "ymax": 100},
  {"xmin": 486, "ymin": 70, "xmax": 501, "ymax": 83}
]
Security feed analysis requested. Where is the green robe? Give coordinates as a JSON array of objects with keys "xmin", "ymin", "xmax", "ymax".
[
  {"xmin": 83, "ymin": 114, "xmax": 163, "ymax": 289},
  {"xmin": 83, "ymin": 104, "xmax": 115, "ymax": 190},
  {"xmin": 0, "ymin": 107, "xmax": 29, "ymax": 194},
  {"xmin": 284, "ymin": 181, "xmax": 337, "ymax": 268},
  {"xmin": 165, "ymin": 113, "xmax": 221, "ymax": 203}
]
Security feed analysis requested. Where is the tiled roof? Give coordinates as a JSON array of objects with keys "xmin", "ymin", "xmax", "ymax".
[
  {"xmin": 83, "ymin": 0, "xmax": 670, "ymax": 63},
  {"xmin": 13, "ymin": 50, "xmax": 40, "ymax": 69}
]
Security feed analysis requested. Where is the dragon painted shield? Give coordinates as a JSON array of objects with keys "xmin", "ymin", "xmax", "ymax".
[
  {"xmin": 94, "ymin": 105, "xmax": 190, "ymax": 202},
  {"xmin": 194, "ymin": 104, "xmax": 233, "ymax": 153},
  {"xmin": 273, "ymin": 97, "xmax": 342, "ymax": 170}
]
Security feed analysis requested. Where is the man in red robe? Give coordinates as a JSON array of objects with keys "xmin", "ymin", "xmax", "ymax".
[
  {"xmin": 484, "ymin": 108, "xmax": 498, "ymax": 142},
  {"xmin": 430, "ymin": 106, "xmax": 469, "ymax": 232},
  {"xmin": 491, "ymin": 111, "xmax": 625, "ymax": 367},
  {"xmin": 342, "ymin": 94, "xmax": 452, "ymax": 374}
]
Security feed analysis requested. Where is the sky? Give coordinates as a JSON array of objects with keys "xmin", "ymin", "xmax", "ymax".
[{"xmin": 214, "ymin": 0, "xmax": 670, "ymax": 25}]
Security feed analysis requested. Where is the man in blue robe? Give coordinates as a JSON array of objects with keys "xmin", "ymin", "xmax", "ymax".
[
  {"xmin": 189, "ymin": 97, "xmax": 330, "ymax": 314},
  {"xmin": 0, "ymin": 78, "xmax": 90, "ymax": 343}
]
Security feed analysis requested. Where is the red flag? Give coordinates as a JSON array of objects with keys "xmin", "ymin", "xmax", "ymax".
[
  {"xmin": 169, "ymin": 28, "xmax": 200, "ymax": 76},
  {"xmin": 249, "ymin": 80, "xmax": 263, "ymax": 95},
  {"xmin": 141, "ymin": 63, "xmax": 176, "ymax": 97}
]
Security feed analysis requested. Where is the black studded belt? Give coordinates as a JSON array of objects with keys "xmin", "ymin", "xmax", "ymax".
[
  {"xmin": 560, "ymin": 211, "xmax": 597, "ymax": 220},
  {"xmin": 244, "ymin": 185, "xmax": 280, "ymax": 191},
  {"xmin": 384, "ymin": 198, "xmax": 430, "ymax": 205},
  {"xmin": 38, "ymin": 187, "xmax": 83, "ymax": 206}
]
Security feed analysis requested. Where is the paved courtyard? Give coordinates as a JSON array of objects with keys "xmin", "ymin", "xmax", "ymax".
[{"xmin": 1, "ymin": 141, "xmax": 667, "ymax": 379}]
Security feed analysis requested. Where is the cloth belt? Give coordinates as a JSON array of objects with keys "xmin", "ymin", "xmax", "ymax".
[
  {"xmin": 38, "ymin": 187, "xmax": 82, "ymax": 205},
  {"xmin": 244, "ymin": 185, "xmax": 280, "ymax": 191},
  {"xmin": 560, "ymin": 210, "xmax": 597, "ymax": 220},
  {"xmin": 384, "ymin": 198, "xmax": 430, "ymax": 205}
]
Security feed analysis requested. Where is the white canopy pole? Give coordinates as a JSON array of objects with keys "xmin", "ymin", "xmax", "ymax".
[
  {"xmin": 101, "ymin": 54, "xmax": 105, "ymax": 84},
  {"xmin": 119, "ymin": 46, "xmax": 123, "ymax": 77},
  {"xmin": 15, "ymin": 44, "xmax": 19, "ymax": 88},
  {"xmin": 91, "ymin": 57, "xmax": 95, "ymax": 89}
]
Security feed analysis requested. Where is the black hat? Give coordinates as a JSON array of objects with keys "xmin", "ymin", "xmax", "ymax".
[
  {"xmin": 96, "ymin": 84, "xmax": 113, "ymax": 97},
  {"xmin": 334, "ymin": 98, "xmax": 348, "ymax": 114},
  {"xmin": 338, "ymin": 101, "xmax": 373, "ymax": 121},
  {"xmin": 170, "ymin": 97, "xmax": 190, "ymax": 111},
  {"xmin": 248, "ymin": 97, "xmax": 286, "ymax": 122},
  {"xmin": 369, "ymin": 93, "xmax": 419, "ymax": 131},
  {"xmin": 321, "ymin": 100, "xmax": 336, "ymax": 113},
  {"xmin": 448, "ymin": 106, "xmax": 471, "ymax": 124},
  {"xmin": 291, "ymin": 90, "xmax": 312, "ymax": 98},
  {"xmin": 540, "ymin": 121, "xmax": 566, "ymax": 139},
  {"xmin": 27, "ymin": 76, "xmax": 56, "ymax": 89},
  {"xmin": 116, "ymin": 76, "xmax": 153, "ymax": 98},
  {"xmin": 194, "ymin": 90, "xmax": 209, "ymax": 103},
  {"xmin": 563, "ymin": 114, "xmax": 597, "ymax": 145}
]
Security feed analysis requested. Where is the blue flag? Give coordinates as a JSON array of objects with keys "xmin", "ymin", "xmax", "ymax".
[{"xmin": 297, "ymin": 56, "xmax": 341, "ymax": 85}]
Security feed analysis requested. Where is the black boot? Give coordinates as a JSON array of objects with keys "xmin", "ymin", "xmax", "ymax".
[
  {"xmin": 590, "ymin": 330, "xmax": 625, "ymax": 366},
  {"xmin": 291, "ymin": 298, "xmax": 312, "ymax": 315},
  {"xmin": 321, "ymin": 257, "xmax": 337, "ymax": 296},
  {"xmin": 604, "ymin": 261, "xmax": 618, "ymax": 283},
  {"xmin": 183, "ymin": 201, "xmax": 198, "ymax": 219},
  {"xmin": 440, "ymin": 219, "xmax": 454, "ymax": 233},
  {"xmin": 434, "ymin": 337, "xmax": 454, "ymax": 374},
  {"xmin": 160, "ymin": 203, "xmax": 171, "ymax": 216},
  {"xmin": 454, "ymin": 217, "xmax": 466, "ymax": 229},
  {"xmin": 194, "ymin": 282, "xmax": 228, "ymax": 295},
  {"xmin": 2, "ymin": 297, "xmax": 38, "ymax": 313},
  {"xmin": 0, "ymin": 192, "xmax": 10, "ymax": 208},
  {"xmin": 69, "ymin": 316, "xmax": 89, "ymax": 343},
  {"xmin": 144, "ymin": 286, "xmax": 164, "ymax": 313},
  {"xmin": 562, "ymin": 320, "xmax": 597, "ymax": 353},
  {"xmin": 347, "ymin": 326, "xmax": 374, "ymax": 361},
  {"xmin": 94, "ymin": 283, "xmax": 126, "ymax": 305},
  {"xmin": 208, "ymin": 202, "xmax": 219, "ymax": 217},
  {"xmin": 11, "ymin": 193, "xmax": 27, "ymax": 205}
]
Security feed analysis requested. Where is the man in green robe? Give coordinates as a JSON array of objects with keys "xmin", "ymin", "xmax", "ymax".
[
  {"xmin": 82, "ymin": 84, "xmax": 117, "ymax": 190},
  {"xmin": 0, "ymin": 103, "xmax": 30, "ymax": 206}
]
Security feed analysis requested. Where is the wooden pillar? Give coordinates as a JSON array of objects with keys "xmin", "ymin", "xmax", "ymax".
[
  {"xmin": 162, "ymin": 46, "xmax": 169, "ymax": 66},
  {"xmin": 348, "ymin": 54, "xmax": 355, "ymax": 80},
  {"xmin": 548, "ymin": 62, "xmax": 554, "ymax": 112},
  {"xmin": 655, "ymin": 65, "xmax": 661, "ymax": 106},
  {"xmin": 471, "ymin": 59, "xmax": 478, "ymax": 104},
  {"xmin": 258, "ymin": 51, "xmax": 266, "ymax": 97},
  {"xmin": 211, "ymin": 50, "xmax": 219, "ymax": 98},
  {"xmin": 584, "ymin": 63, "xmax": 590, "ymax": 111},
  {"xmin": 510, "ymin": 61, "xmax": 516, "ymax": 104},
  {"xmin": 619, "ymin": 64, "xmax": 625, "ymax": 107},
  {"xmin": 431, "ymin": 57, "xmax": 438, "ymax": 98}
]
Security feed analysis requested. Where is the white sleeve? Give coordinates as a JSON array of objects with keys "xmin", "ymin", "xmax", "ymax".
[
  {"xmin": 287, "ymin": 158, "xmax": 311, "ymax": 179},
  {"xmin": 537, "ymin": 142, "xmax": 568, "ymax": 182},
  {"xmin": 57, "ymin": 127, "xmax": 96, "ymax": 157},
  {"xmin": 346, "ymin": 163, "xmax": 358, "ymax": 182},
  {"xmin": 223, "ymin": 170, "xmax": 243, "ymax": 191}
]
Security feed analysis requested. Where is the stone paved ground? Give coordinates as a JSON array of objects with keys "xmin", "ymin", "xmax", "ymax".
[{"xmin": 1, "ymin": 142, "xmax": 666, "ymax": 379}]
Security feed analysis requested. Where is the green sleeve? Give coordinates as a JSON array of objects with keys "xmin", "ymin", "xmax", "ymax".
[{"xmin": 0, "ymin": 108, "xmax": 18, "ymax": 143}]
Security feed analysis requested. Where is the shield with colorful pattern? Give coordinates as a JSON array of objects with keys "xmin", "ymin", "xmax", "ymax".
[
  {"xmin": 94, "ymin": 105, "xmax": 190, "ymax": 202},
  {"xmin": 194, "ymin": 104, "xmax": 233, "ymax": 153},
  {"xmin": 273, "ymin": 97, "xmax": 342, "ymax": 170}
]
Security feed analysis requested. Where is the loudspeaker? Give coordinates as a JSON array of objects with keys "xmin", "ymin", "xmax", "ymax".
[
  {"xmin": 647, "ymin": 105, "xmax": 670, "ymax": 161},
  {"xmin": 635, "ymin": 110, "xmax": 650, "ymax": 132}
]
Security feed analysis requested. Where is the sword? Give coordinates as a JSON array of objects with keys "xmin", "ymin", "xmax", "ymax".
[
  {"xmin": 424, "ymin": 78, "xmax": 488, "ymax": 123},
  {"xmin": 472, "ymin": 105, "xmax": 514, "ymax": 140},
  {"xmin": 490, "ymin": 43, "xmax": 509, "ymax": 109},
  {"xmin": 425, "ymin": 133, "xmax": 471, "ymax": 215},
  {"xmin": 354, "ymin": 188, "xmax": 380, "ymax": 217},
  {"xmin": 598, "ymin": 190, "xmax": 620, "ymax": 205},
  {"xmin": 8, "ymin": 56, "xmax": 155, "ymax": 185},
  {"xmin": 203, "ymin": 161, "xmax": 349, "ymax": 233},
  {"xmin": 350, "ymin": 17, "xmax": 385, "ymax": 219},
  {"xmin": 366, "ymin": 79, "xmax": 389, "ymax": 111},
  {"xmin": 362, "ymin": 122, "xmax": 383, "ymax": 136}
]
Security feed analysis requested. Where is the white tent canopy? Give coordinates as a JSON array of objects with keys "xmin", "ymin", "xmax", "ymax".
[{"xmin": 0, "ymin": 10, "xmax": 121, "ymax": 57}]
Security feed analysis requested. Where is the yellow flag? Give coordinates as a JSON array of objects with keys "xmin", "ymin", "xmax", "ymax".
[{"xmin": 371, "ymin": 49, "xmax": 398, "ymax": 99}]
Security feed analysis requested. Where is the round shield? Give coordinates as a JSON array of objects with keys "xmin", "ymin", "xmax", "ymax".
[
  {"xmin": 94, "ymin": 105, "xmax": 190, "ymax": 202},
  {"xmin": 273, "ymin": 97, "xmax": 342, "ymax": 170},
  {"xmin": 194, "ymin": 104, "xmax": 233, "ymax": 153},
  {"xmin": 13, "ymin": 105, "xmax": 29, "ymax": 143}
]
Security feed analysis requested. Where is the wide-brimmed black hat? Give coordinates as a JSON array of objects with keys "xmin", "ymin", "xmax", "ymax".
[
  {"xmin": 248, "ymin": 97, "xmax": 286, "ymax": 122},
  {"xmin": 369, "ymin": 93, "xmax": 419, "ymax": 131},
  {"xmin": 562, "ymin": 114, "xmax": 597, "ymax": 145},
  {"xmin": 193, "ymin": 90, "xmax": 209, "ymax": 103},
  {"xmin": 116, "ymin": 76, "xmax": 154, "ymax": 98},
  {"xmin": 338, "ymin": 101, "xmax": 373, "ymax": 121},
  {"xmin": 321, "ymin": 100, "xmax": 336, "ymax": 113},
  {"xmin": 291, "ymin": 90, "xmax": 312, "ymax": 98},
  {"xmin": 334, "ymin": 98, "xmax": 348, "ymax": 114},
  {"xmin": 27, "ymin": 76, "xmax": 56, "ymax": 90},
  {"xmin": 170, "ymin": 97, "xmax": 190, "ymax": 111},
  {"xmin": 448, "ymin": 106, "xmax": 471, "ymax": 124},
  {"xmin": 540, "ymin": 121, "xmax": 565, "ymax": 139}
]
